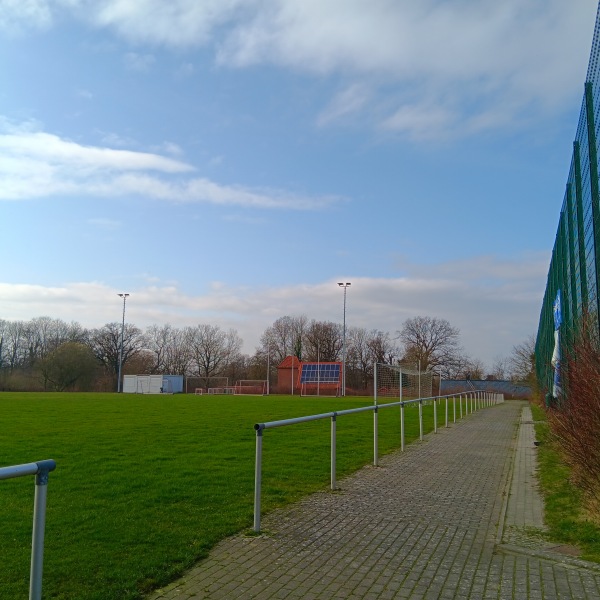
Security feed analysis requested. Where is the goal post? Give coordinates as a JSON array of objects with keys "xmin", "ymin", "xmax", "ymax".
[
  {"xmin": 234, "ymin": 380, "xmax": 268, "ymax": 395},
  {"xmin": 374, "ymin": 363, "xmax": 433, "ymax": 403}
]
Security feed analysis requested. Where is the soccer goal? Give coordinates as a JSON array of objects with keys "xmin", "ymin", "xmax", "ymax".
[
  {"xmin": 185, "ymin": 376, "xmax": 229, "ymax": 394},
  {"xmin": 234, "ymin": 380, "xmax": 268, "ymax": 395},
  {"xmin": 374, "ymin": 363, "xmax": 433, "ymax": 402}
]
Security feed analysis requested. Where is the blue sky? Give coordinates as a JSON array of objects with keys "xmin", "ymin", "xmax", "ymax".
[{"xmin": 0, "ymin": 0, "xmax": 598, "ymax": 368}]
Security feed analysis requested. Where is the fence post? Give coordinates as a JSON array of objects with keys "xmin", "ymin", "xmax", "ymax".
[
  {"xmin": 29, "ymin": 460, "xmax": 56, "ymax": 600},
  {"xmin": 445, "ymin": 396, "xmax": 448, "ymax": 428},
  {"xmin": 433, "ymin": 397, "xmax": 437, "ymax": 433},
  {"xmin": 453, "ymin": 395, "xmax": 456, "ymax": 423},
  {"xmin": 400, "ymin": 402, "xmax": 405, "ymax": 452},
  {"xmin": 253, "ymin": 426, "xmax": 263, "ymax": 532},
  {"xmin": 331, "ymin": 414, "xmax": 337, "ymax": 490},
  {"xmin": 419, "ymin": 400, "xmax": 423, "ymax": 441},
  {"xmin": 374, "ymin": 406, "xmax": 379, "ymax": 466}
]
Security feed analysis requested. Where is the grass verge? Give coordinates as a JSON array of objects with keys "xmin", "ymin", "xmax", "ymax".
[{"xmin": 532, "ymin": 402, "xmax": 600, "ymax": 562}]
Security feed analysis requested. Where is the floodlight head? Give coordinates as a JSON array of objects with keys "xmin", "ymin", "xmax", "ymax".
[{"xmin": 118, "ymin": 293, "xmax": 130, "ymax": 298}]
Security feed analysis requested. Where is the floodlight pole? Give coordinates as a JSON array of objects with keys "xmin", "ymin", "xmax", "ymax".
[
  {"xmin": 117, "ymin": 293, "xmax": 129, "ymax": 393},
  {"xmin": 338, "ymin": 282, "xmax": 351, "ymax": 396}
]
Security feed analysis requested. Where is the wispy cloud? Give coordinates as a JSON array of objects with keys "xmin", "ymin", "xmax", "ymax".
[
  {"xmin": 76, "ymin": 87, "xmax": 93, "ymax": 100},
  {"xmin": 0, "ymin": 120, "xmax": 341, "ymax": 210},
  {"xmin": 317, "ymin": 83, "xmax": 372, "ymax": 127},
  {"xmin": 123, "ymin": 51, "xmax": 155, "ymax": 72},
  {"xmin": 2, "ymin": 1, "xmax": 595, "ymax": 139},
  {"xmin": 0, "ymin": 0, "xmax": 54, "ymax": 34},
  {"xmin": 87, "ymin": 217, "xmax": 121, "ymax": 230}
]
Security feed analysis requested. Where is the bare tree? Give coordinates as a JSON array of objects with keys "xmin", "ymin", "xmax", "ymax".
[
  {"xmin": 509, "ymin": 334, "xmax": 536, "ymax": 384},
  {"xmin": 346, "ymin": 327, "xmax": 372, "ymax": 389},
  {"xmin": 145, "ymin": 324, "xmax": 191, "ymax": 375},
  {"xmin": 303, "ymin": 320, "xmax": 342, "ymax": 362},
  {"xmin": 90, "ymin": 323, "xmax": 145, "ymax": 380},
  {"xmin": 5, "ymin": 320, "xmax": 26, "ymax": 372},
  {"xmin": 398, "ymin": 316, "xmax": 461, "ymax": 373},
  {"xmin": 0, "ymin": 319, "xmax": 7, "ymax": 370},
  {"xmin": 367, "ymin": 330, "xmax": 399, "ymax": 364},
  {"xmin": 259, "ymin": 315, "xmax": 308, "ymax": 364},
  {"xmin": 489, "ymin": 355, "xmax": 511, "ymax": 380},
  {"xmin": 187, "ymin": 324, "xmax": 243, "ymax": 380}
]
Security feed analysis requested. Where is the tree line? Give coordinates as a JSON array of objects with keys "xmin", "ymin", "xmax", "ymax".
[{"xmin": 0, "ymin": 315, "xmax": 534, "ymax": 392}]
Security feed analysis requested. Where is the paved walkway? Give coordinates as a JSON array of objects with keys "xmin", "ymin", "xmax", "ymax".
[{"xmin": 148, "ymin": 401, "xmax": 600, "ymax": 599}]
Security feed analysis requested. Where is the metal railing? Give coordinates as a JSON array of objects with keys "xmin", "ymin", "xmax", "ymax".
[
  {"xmin": 253, "ymin": 391, "xmax": 503, "ymax": 531},
  {"xmin": 0, "ymin": 459, "xmax": 57, "ymax": 600}
]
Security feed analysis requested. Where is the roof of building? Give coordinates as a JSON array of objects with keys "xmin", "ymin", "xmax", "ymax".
[{"xmin": 278, "ymin": 355, "xmax": 303, "ymax": 369}]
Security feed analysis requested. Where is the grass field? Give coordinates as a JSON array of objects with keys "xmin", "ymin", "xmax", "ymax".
[{"xmin": 0, "ymin": 392, "xmax": 435, "ymax": 600}]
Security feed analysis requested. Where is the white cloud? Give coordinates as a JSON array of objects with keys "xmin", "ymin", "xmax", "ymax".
[
  {"xmin": 0, "ymin": 252, "xmax": 547, "ymax": 366},
  {"xmin": 0, "ymin": 0, "xmax": 53, "ymax": 33},
  {"xmin": 0, "ymin": 129, "xmax": 192, "ymax": 172},
  {"xmin": 91, "ymin": 0, "xmax": 248, "ymax": 46},
  {"xmin": 0, "ymin": 121, "xmax": 340, "ymax": 209}
]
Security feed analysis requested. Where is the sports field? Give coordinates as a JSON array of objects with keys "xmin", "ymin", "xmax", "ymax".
[{"xmin": 0, "ymin": 392, "xmax": 435, "ymax": 600}]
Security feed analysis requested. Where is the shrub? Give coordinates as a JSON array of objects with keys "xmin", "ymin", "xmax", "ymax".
[{"xmin": 546, "ymin": 313, "xmax": 600, "ymax": 511}]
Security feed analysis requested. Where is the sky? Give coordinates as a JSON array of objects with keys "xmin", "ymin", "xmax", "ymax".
[{"xmin": 0, "ymin": 0, "xmax": 598, "ymax": 369}]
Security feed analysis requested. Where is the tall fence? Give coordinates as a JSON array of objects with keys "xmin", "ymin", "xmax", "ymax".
[
  {"xmin": 0, "ymin": 459, "xmax": 57, "ymax": 600},
  {"xmin": 253, "ymin": 391, "xmax": 503, "ymax": 532}
]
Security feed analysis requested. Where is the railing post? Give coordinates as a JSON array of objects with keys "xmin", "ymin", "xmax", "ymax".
[
  {"xmin": 253, "ymin": 426, "xmax": 263, "ymax": 532},
  {"xmin": 331, "ymin": 414, "xmax": 337, "ymax": 490},
  {"xmin": 445, "ymin": 396, "xmax": 448, "ymax": 428},
  {"xmin": 29, "ymin": 460, "xmax": 56, "ymax": 600},
  {"xmin": 400, "ymin": 402, "xmax": 405, "ymax": 452},
  {"xmin": 453, "ymin": 395, "xmax": 456, "ymax": 423},
  {"xmin": 419, "ymin": 399, "xmax": 423, "ymax": 441},
  {"xmin": 374, "ymin": 406, "xmax": 379, "ymax": 466},
  {"xmin": 433, "ymin": 397, "xmax": 437, "ymax": 433}
]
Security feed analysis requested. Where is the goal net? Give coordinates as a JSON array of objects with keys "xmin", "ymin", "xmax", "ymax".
[
  {"xmin": 185, "ymin": 376, "xmax": 229, "ymax": 394},
  {"xmin": 234, "ymin": 380, "xmax": 268, "ymax": 395},
  {"xmin": 374, "ymin": 363, "xmax": 433, "ymax": 402}
]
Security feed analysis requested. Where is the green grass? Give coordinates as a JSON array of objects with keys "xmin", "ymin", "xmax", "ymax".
[
  {"xmin": 532, "ymin": 402, "xmax": 600, "ymax": 562},
  {"xmin": 0, "ymin": 392, "xmax": 436, "ymax": 599}
]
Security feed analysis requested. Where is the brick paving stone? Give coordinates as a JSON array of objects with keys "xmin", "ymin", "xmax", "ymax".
[{"xmin": 147, "ymin": 400, "xmax": 600, "ymax": 599}]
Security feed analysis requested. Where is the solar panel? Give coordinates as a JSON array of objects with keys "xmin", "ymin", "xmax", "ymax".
[{"xmin": 300, "ymin": 363, "xmax": 340, "ymax": 384}]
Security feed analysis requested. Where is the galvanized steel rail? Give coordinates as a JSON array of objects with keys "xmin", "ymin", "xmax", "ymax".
[
  {"xmin": 253, "ymin": 392, "xmax": 502, "ymax": 532},
  {"xmin": 0, "ymin": 459, "xmax": 57, "ymax": 600}
]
